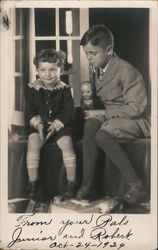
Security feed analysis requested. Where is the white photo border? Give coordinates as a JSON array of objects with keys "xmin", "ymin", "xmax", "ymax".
[{"xmin": 0, "ymin": 1, "xmax": 157, "ymax": 250}]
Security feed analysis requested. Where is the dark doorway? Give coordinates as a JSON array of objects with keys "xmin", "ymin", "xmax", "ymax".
[{"xmin": 89, "ymin": 8, "xmax": 149, "ymax": 89}]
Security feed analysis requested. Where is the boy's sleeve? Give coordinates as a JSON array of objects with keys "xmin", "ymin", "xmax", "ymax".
[
  {"xmin": 55, "ymin": 87, "xmax": 75, "ymax": 125},
  {"xmin": 104, "ymin": 66, "xmax": 148, "ymax": 120}
]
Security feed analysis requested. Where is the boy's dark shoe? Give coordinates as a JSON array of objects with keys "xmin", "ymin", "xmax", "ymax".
[
  {"xmin": 124, "ymin": 180, "xmax": 146, "ymax": 204},
  {"xmin": 64, "ymin": 181, "xmax": 77, "ymax": 199},
  {"xmin": 76, "ymin": 181, "xmax": 98, "ymax": 201}
]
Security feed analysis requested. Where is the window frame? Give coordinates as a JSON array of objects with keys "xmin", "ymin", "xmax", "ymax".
[{"xmin": 29, "ymin": 8, "xmax": 89, "ymax": 106}]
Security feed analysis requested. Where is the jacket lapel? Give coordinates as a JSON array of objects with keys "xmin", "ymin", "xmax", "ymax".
[{"xmin": 95, "ymin": 54, "xmax": 119, "ymax": 92}]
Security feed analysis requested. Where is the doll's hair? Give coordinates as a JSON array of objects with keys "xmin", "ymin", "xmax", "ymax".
[
  {"xmin": 80, "ymin": 81, "xmax": 95, "ymax": 94},
  {"xmin": 80, "ymin": 24, "xmax": 114, "ymax": 49},
  {"xmin": 33, "ymin": 49, "xmax": 66, "ymax": 71}
]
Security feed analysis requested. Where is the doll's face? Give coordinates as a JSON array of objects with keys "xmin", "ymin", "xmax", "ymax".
[{"xmin": 81, "ymin": 83, "xmax": 93, "ymax": 100}]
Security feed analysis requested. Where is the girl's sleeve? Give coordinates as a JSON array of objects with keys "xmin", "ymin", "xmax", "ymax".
[
  {"xmin": 55, "ymin": 87, "xmax": 75, "ymax": 126},
  {"xmin": 25, "ymin": 86, "xmax": 38, "ymax": 126}
]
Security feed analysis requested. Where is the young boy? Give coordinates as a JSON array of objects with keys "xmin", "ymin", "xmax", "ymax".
[
  {"xmin": 76, "ymin": 24, "xmax": 150, "ymax": 204},
  {"xmin": 25, "ymin": 49, "xmax": 77, "ymax": 201}
]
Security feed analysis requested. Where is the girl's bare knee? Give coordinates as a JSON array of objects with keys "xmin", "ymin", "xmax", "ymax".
[
  {"xmin": 28, "ymin": 133, "xmax": 40, "ymax": 142},
  {"xmin": 27, "ymin": 133, "xmax": 42, "ymax": 151},
  {"xmin": 57, "ymin": 136, "xmax": 75, "ymax": 157},
  {"xmin": 57, "ymin": 136, "xmax": 73, "ymax": 149}
]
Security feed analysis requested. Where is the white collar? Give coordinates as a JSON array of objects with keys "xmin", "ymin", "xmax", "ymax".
[
  {"xmin": 28, "ymin": 79, "xmax": 67, "ymax": 91},
  {"xmin": 101, "ymin": 56, "xmax": 112, "ymax": 72},
  {"xmin": 91, "ymin": 53, "xmax": 114, "ymax": 73}
]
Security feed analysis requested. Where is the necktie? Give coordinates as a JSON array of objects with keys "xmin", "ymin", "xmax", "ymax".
[{"xmin": 98, "ymin": 68, "xmax": 104, "ymax": 82}]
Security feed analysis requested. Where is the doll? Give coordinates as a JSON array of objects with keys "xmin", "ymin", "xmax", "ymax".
[{"xmin": 80, "ymin": 81, "xmax": 95, "ymax": 110}]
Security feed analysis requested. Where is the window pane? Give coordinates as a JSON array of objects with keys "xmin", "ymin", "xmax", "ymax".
[
  {"xmin": 15, "ymin": 40, "xmax": 24, "ymax": 73},
  {"xmin": 72, "ymin": 9, "xmax": 80, "ymax": 36},
  {"xmin": 15, "ymin": 8, "xmax": 21, "ymax": 36},
  {"xmin": 60, "ymin": 40, "xmax": 80, "ymax": 71},
  {"xmin": 35, "ymin": 8, "xmax": 55, "ymax": 36},
  {"xmin": 59, "ymin": 8, "xmax": 80, "ymax": 36},
  {"xmin": 60, "ymin": 40, "xmax": 81, "ymax": 107},
  {"xmin": 60, "ymin": 40, "xmax": 70, "ymax": 71},
  {"xmin": 15, "ymin": 76, "xmax": 24, "ymax": 111},
  {"xmin": 15, "ymin": 40, "xmax": 20, "ymax": 72},
  {"xmin": 36, "ymin": 40, "xmax": 56, "ymax": 53}
]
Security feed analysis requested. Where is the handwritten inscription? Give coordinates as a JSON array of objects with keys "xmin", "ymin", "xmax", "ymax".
[
  {"xmin": 91, "ymin": 214, "xmax": 132, "ymax": 242},
  {"xmin": 7, "ymin": 213, "xmax": 133, "ymax": 249},
  {"xmin": 58, "ymin": 214, "xmax": 93, "ymax": 235},
  {"xmin": 7, "ymin": 213, "xmax": 55, "ymax": 248},
  {"xmin": 16, "ymin": 213, "xmax": 52, "ymax": 227}
]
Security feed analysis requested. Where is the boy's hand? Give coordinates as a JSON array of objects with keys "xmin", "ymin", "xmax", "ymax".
[
  {"xmin": 84, "ymin": 110, "xmax": 105, "ymax": 119},
  {"xmin": 37, "ymin": 123, "xmax": 44, "ymax": 142}
]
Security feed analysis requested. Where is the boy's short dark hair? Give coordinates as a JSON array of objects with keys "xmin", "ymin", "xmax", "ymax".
[
  {"xmin": 33, "ymin": 49, "xmax": 66, "ymax": 69},
  {"xmin": 80, "ymin": 24, "xmax": 114, "ymax": 49}
]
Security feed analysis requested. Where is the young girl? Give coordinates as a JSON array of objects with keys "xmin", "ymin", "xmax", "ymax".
[{"xmin": 26, "ymin": 49, "xmax": 77, "ymax": 200}]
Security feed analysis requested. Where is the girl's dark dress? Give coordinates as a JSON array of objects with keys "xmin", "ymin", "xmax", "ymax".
[{"xmin": 25, "ymin": 79, "xmax": 75, "ymax": 142}]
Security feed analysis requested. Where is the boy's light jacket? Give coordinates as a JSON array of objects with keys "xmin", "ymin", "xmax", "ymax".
[{"xmin": 90, "ymin": 54, "xmax": 150, "ymax": 137}]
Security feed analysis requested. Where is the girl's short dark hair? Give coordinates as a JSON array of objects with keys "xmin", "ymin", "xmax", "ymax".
[
  {"xmin": 33, "ymin": 49, "xmax": 66, "ymax": 69},
  {"xmin": 80, "ymin": 24, "xmax": 114, "ymax": 49}
]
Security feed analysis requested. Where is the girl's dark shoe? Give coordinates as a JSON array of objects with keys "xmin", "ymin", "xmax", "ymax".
[
  {"xmin": 124, "ymin": 180, "xmax": 146, "ymax": 204},
  {"xmin": 64, "ymin": 181, "xmax": 77, "ymax": 198}
]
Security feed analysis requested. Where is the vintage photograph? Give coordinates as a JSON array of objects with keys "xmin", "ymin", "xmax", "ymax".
[
  {"xmin": 0, "ymin": 1, "xmax": 157, "ymax": 250},
  {"xmin": 5, "ymin": 6, "xmax": 152, "ymax": 214},
  {"xmin": 1, "ymin": 3, "xmax": 156, "ymax": 215}
]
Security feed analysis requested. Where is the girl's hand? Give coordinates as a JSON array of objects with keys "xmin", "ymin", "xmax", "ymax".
[
  {"xmin": 37, "ymin": 123, "xmax": 44, "ymax": 142},
  {"xmin": 84, "ymin": 110, "xmax": 105, "ymax": 119},
  {"xmin": 45, "ymin": 124, "xmax": 56, "ymax": 142}
]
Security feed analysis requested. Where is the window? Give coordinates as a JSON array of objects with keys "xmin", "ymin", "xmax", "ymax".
[
  {"xmin": 29, "ymin": 8, "xmax": 89, "ymax": 107},
  {"xmin": 6, "ymin": 7, "xmax": 89, "ymax": 132},
  {"xmin": 14, "ymin": 8, "xmax": 27, "ymax": 112},
  {"xmin": 10, "ymin": 8, "xmax": 29, "ymax": 131}
]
